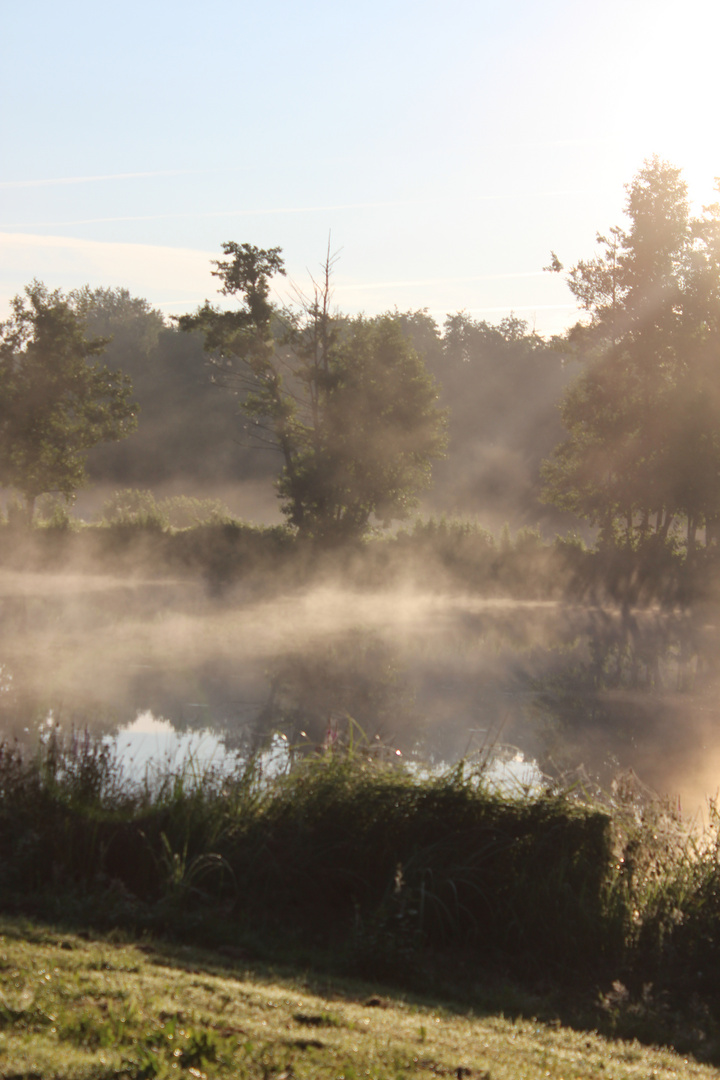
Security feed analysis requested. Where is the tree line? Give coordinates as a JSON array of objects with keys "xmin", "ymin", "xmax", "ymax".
[{"xmin": 2, "ymin": 157, "xmax": 719, "ymax": 557}]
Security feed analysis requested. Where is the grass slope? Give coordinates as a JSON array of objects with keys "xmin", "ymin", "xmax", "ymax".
[{"xmin": 0, "ymin": 918, "xmax": 715, "ymax": 1080}]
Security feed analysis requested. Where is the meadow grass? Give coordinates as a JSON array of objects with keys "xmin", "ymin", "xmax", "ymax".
[{"xmin": 0, "ymin": 915, "xmax": 717, "ymax": 1080}]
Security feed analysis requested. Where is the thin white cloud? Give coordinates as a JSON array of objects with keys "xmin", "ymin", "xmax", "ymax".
[
  {"xmin": 0, "ymin": 231, "xmax": 215, "ymax": 258},
  {"xmin": 0, "ymin": 233, "xmax": 550, "ymax": 289},
  {"xmin": 335, "ymin": 272, "xmax": 547, "ymax": 291},
  {"xmin": 0, "ymin": 170, "xmax": 201, "ymax": 189},
  {"xmin": 459, "ymin": 304, "xmax": 577, "ymax": 313},
  {"xmin": 0, "ymin": 232, "xmax": 218, "ymax": 314},
  {"xmin": 1, "ymin": 187, "xmax": 608, "ymax": 230},
  {"xmin": 0, "ymin": 232, "xmax": 576, "ymax": 334},
  {"xmin": 1, "ymin": 200, "xmax": 417, "ymax": 229}
]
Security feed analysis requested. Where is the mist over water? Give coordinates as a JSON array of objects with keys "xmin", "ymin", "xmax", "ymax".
[{"xmin": 2, "ymin": 565, "xmax": 719, "ymax": 817}]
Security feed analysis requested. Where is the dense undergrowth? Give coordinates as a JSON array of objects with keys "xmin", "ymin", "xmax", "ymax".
[
  {"xmin": 1, "ymin": 731, "xmax": 720, "ymax": 1059},
  {"xmin": 0, "ymin": 491, "xmax": 719, "ymax": 604}
]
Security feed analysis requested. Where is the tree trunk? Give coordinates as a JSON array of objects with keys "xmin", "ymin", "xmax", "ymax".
[
  {"xmin": 687, "ymin": 514, "xmax": 698, "ymax": 561},
  {"xmin": 706, "ymin": 516, "xmax": 720, "ymax": 547},
  {"xmin": 625, "ymin": 508, "xmax": 634, "ymax": 547},
  {"xmin": 658, "ymin": 510, "xmax": 674, "ymax": 542}
]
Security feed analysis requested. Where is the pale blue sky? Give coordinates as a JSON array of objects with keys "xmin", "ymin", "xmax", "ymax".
[{"xmin": 2, "ymin": 0, "xmax": 718, "ymax": 334}]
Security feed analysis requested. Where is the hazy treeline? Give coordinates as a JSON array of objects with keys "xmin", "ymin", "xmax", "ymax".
[
  {"xmin": 75, "ymin": 288, "xmax": 271, "ymax": 492},
  {"xmin": 394, "ymin": 310, "xmax": 575, "ymax": 526},
  {"xmin": 1, "ymin": 507, "xmax": 714, "ymax": 611},
  {"xmin": 74, "ymin": 287, "xmax": 573, "ymax": 530}
]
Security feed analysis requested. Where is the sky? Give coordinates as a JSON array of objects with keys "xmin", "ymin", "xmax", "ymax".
[{"xmin": 2, "ymin": 0, "xmax": 719, "ymax": 337}]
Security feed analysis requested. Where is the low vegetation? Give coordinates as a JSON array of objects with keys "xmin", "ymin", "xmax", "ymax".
[
  {"xmin": 1, "ymin": 495, "xmax": 718, "ymax": 606},
  {"xmin": 0, "ymin": 732, "xmax": 720, "ymax": 1068}
]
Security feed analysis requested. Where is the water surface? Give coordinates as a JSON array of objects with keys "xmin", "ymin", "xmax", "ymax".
[{"xmin": 1, "ymin": 568, "xmax": 718, "ymax": 815}]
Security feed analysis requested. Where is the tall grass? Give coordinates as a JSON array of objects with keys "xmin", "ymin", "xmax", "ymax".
[{"xmin": 1, "ymin": 727, "xmax": 719, "ymax": 1013}]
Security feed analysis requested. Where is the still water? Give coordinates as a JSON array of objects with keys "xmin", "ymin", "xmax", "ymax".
[{"xmin": 1, "ymin": 568, "xmax": 718, "ymax": 815}]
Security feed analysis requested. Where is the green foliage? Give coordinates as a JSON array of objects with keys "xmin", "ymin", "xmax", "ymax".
[
  {"xmin": 0, "ymin": 733, "xmax": 614, "ymax": 978},
  {"xmin": 543, "ymin": 159, "xmax": 720, "ymax": 556},
  {"xmin": 4, "ymin": 493, "xmax": 26, "ymax": 531},
  {"xmin": 3, "ymin": 496, "xmax": 712, "ymax": 603},
  {"xmin": 180, "ymin": 244, "xmax": 447, "ymax": 542},
  {"xmin": 98, "ymin": 490, "xmax": 240, "ymax": 531},
  {"xmin": 52, "ymin": 279, "xmax": 573, "ymax": 532},
  {"xmin": 70, "ymin": 285, "xmax": 165, "ymax": 355},
  {"xmin": 278, "ymin": 314, "xmax": 447, "ymax": 540},
  {"xmin": 99, "ymin": 488, "xmax": 168, "ymax": 531},
  {"xmin": 390, "ymin": 517, "xmax": 575, "ymax": 597},
  {"xmin": 0, "ymin": 282, "xmax": 137, "ymax": 519},
  {"xmin": 158, "ymin": 495, "xmax": 235, "ymax": 529},
  {"xmin": 74, "ymin": 285, "xmax": 270, "ymax": 491},
  {"xmin": 36, "ymin": 493, "xmax": 75, "ymax": 531}
]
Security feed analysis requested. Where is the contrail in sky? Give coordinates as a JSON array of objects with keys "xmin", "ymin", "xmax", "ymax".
[{"xmin": 0, "ymin": 140, "xmax": 619, "ymax": 191}]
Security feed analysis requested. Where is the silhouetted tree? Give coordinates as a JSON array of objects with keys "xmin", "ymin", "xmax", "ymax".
[{"xmin": 179, "ymin": 243, "xmax": 447, "ymax": 541}]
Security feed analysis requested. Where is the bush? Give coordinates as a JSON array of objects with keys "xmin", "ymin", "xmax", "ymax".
[
  {"xmin": 36, "ymin": 494, "xmax": 75, "ymax": 532},
  {"xmin": 0, "ymin": 733, "xmax": 619, "ymax": 980},
  {"xmin": 99, "ymin": 489, "xmax": 168, "ymax": 531},
  {"xmin": 157, "ymin": 496, "xmax": 236, "ymax": 529}
]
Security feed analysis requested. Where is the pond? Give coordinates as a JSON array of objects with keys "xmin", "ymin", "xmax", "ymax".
[{"xmin": 1, "ymin": 567, "xmax": 719, "ymax": 817}]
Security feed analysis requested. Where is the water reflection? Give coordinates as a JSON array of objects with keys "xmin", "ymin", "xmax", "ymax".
[
  {"xmin": 114, "ymin": 711, "xmax": 228, "ymax": 781},
  {"xmin": 1, "ymin": 568, "xmax": 719, "ymax": 815},
  {"xmin": 240, "ymin": 630, "xmax": 421, "ymax": 757},
  {"xmin": 529, "ymin": 605, "xmax": 720, "ymax": 808}
]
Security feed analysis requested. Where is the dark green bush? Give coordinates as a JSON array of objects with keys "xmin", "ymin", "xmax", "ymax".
[{"xmin": 0, "ymin": 734, "xmax": 617, "ymax": 978}]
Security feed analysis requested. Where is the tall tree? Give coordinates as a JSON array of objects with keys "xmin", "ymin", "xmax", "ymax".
[
  {"xmin": 542, "ymin": 158, "xmax": 720, "ymax": 552},
  {"xmin": 0, "ymin": 282, "xmax": 137, "ymax": 520},
  {"xmin": 179, "ymin": 243, "xmax": 447, "ymax": 541}
]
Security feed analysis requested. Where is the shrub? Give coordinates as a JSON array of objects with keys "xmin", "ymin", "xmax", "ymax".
[
  {"xmin": 99, "ymin": 489, "xmax": 168, "ymax": 531},
  {"xmin": 157, "ymin": 496, "xmax": 236, "ymax": 529},
  {"xmin": 36, "ymin": 494, "xmax": 75, "ymax": 532}
]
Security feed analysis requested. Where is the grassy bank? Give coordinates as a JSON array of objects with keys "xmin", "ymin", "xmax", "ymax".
[
  {"xmin": 1, "ymin": 735, "xmax": 720, "ymax": 1063},
  {"xmin": 0, "ymin": 917, "xmax": 717, "ymax": 1079}
]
